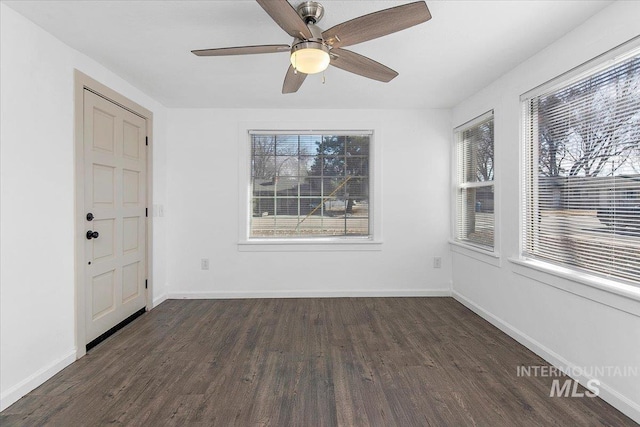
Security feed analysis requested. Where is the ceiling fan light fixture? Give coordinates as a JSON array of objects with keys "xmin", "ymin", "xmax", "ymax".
[{"xmin": 290, "ymin": 41, "xmax": 330, "ymax": 74}]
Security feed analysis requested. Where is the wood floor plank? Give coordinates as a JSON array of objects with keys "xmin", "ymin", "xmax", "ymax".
[{"xmin": 0, "ymin": 298, "xmax": 636, "ymax": 426}]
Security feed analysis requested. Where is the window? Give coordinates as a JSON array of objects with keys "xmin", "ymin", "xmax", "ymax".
[
  {"xmin": 522, "ymin": 47, "xmax": 640, "ymax": 284},
  {"xmin": 454, "ymin": 112, "xmax": 495, "ymax": 250},
  {"xmin": 249, "ymin": 132, "xmax": 371, "ymax": 239}
]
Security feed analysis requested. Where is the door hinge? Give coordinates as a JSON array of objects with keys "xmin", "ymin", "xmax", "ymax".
[
  {"xmin": 145, "ymin": 208, "xmax": 148, "ymax": 217},
  {"xmin": 145, "ymin": 136, "xmax": 148, "ymax": 146},
  {"xmin": 145, "ymin": 279, "xmax": 148, "ymax": 289}
]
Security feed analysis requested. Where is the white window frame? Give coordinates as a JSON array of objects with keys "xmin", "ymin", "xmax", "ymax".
[
  {"xmin": 451, "ymin": 111, "xmax": 500, "ymax": 263},
  {"xmin": 515, "ymin": 37, "xmax": 640, "ymax": 306},
  {"xmin": 237, "ymin": 121, "xmax": 382, "ymax": 252}
]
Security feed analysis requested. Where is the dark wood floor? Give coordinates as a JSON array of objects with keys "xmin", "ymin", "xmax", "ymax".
[{"xmin": 1, "ymin": 298, "xmax": 636, "ymax": 426}]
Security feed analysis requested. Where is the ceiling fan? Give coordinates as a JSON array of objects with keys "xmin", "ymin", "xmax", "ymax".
[{"xmin": 192, "ymin": 0, "xmax": 432, "ymax": 94}]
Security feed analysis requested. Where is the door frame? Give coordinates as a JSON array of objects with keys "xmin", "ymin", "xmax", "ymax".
[{"xmin": 74, "ymin": 70, "xmax": 153, "ymax": 359}]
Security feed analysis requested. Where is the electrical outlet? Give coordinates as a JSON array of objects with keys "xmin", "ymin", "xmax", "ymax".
[
  {"xmin": 201, "ymin": 258, "xmax": 209, "ymax": 270},
  {"xmin": 433, "ymin": 257, "xmax": 442, "ymax": 268}
]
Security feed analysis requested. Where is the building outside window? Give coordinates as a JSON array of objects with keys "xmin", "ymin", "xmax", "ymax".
[{"xmin": 454, "ymin": 112, "xmax": 495, "ymax": 250}]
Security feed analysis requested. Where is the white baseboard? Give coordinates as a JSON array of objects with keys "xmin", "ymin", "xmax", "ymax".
[
  {"xmin": 152, "ymin": 293, "xmax": 168, "ymax": 308},
  {"xmin": 168, "ymin": 289, "xmax": 451, "ymax": 299},
  {"xmin": 452, "ymin": 291, "xmax": 640, "ymax": 424},
  {"xmin": 0, "ymin": 349, "xmax": 76, "ymax": 412}
]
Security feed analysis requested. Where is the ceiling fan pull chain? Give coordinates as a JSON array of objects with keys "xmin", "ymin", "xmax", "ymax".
[{"xmin": 322, "ymin": 71, "xmax": 326, "ymax": 84}]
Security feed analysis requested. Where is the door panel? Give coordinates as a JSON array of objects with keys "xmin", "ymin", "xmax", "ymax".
[
  {"xmin": 122, "ymin": 169, "xmax": 140, "ymax": 206},
  {"xmin": 92, "ymin": 164, "xmax": 115, "ymax": 206},
  {"xmin": 92, "ymin": 108, "xmax": 115, "ymax": 153},
  {"xmin": 122, "ymin": 217, "xmax": 139, "ymax": 254},
  {"xmin": 84, "ymin": 90, "xmax": 147, "ymax": 343},
  {"xmin": 92, "ymin": 218, "xmax": 115, "ymax": 262},
  {"xmin": 123, "ymin": 121, "xmax": 141, "ymax": 159},
  {"xmin": 91, "ymin": 270, "xmax": 115, "ymax": 319},
  {"xmin": 122, "ymin": 262, "xmax": 141, "ymax": 302}
]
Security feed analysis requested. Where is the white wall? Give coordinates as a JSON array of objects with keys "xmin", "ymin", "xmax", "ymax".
[
  {"xmin": 166, "ymin": 109, "xmax": 452, "ymax": 298},
  {"xmin": 450, "ymin": 1, "xmax": 640, "ymax": 423},
  {"xmin": 0, "ymin": 4, "xmax": 168, "ymax": 410}
]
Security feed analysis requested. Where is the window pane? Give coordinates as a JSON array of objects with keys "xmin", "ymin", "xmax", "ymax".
[
  {"xmin": 322, "ymin": 157, "xmax": 345, "ymax": 177},
  {"xmin": 347, "ymin": 136, "xmax": 370, "ymax": 156},
  {"xmin": 275, "ymin": 135, "xmax": 298, "ymax": 155},
  {"xmin": 250, "ymin": 133, "xmax": 371, "ymax": 238},
  {"xmin": 299, "ymin": 155, "xmax": 317, "ymax": 176},
  {"xmin": 457, "ymin": 186, "xmax": 495, "ymax": 248},
  {"xmin": 346, "ymin": 156, "xmax": 368, "ymax": 177},
  {"xmin": 299, "ymin": 135, "xmax": 321, "ymax": 156},
  {"xmin": 345, "ymin": 218, "xmax": 369, "ymax": 236},
  {"xmin": 318, "ymin": 135, "xmax": 346, "ymax": 156},
  {"xmin": 274, "ymin": 155, "xmax": 299, "ymax": 177},
  {"xmin": 252, "ymin": 155, "xmax": 275, "ymax": 178},
  {"xmin": 462, "ymin": 120, "xmax": 494, "ymax": 182},
  {"xmin": 252, "ymin": 135, "xmax": 275, "ymax": 154},
  {"xmin": 524, "ymin": 51, "xmax": 640, "ymax": 284}
]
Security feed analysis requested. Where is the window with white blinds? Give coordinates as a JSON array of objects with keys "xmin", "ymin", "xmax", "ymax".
[
  {"xmin": 250, "ymin": 132, "xmax": 370, "ymax": 238},
  {"xmin": 454, "ymin": 112, "xmax": 495, "ymax": 250},
  {"xmin": 522, "ymin": 47, "xmax": 640, "ymax": 285}
]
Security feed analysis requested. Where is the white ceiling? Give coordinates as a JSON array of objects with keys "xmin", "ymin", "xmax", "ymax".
[{"xmin": 4, "ymin": 0, "xmax": 612, "ymax": 109}]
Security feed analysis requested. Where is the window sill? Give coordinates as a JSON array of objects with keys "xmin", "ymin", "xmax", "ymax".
[
  {"xmin": 238, "ymin": 238, "xmax": 383, "ymax": 252},
  {"xmin": 509, "ymin": 257, "xmax": 640, "ymax": 316},
  {"xmin": 449, "ymin": 239, "xmax": 501, "ymax": 267}
]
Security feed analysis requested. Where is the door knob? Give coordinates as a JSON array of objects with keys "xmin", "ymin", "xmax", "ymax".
[{"xmin": 86, "ymin": 230, "xmax": 99, "ymax": 240}]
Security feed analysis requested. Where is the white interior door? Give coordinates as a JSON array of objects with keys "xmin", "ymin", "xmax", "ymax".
[{"xmin": 83, "ymin": 89, "xmax": 147, "ymax": 344}]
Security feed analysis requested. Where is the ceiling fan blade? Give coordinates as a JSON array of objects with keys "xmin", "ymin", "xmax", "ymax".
[
  {"xmin": 330, "ymin": 48, "xmax": 398, "ymax": 82},
  {"xmin": 256, "ymin": 0, "xmax": 313, "ymax": 40},
  {"xmin": 282, "ymin": 65, "xmax": 307, "ymax": 94},
  {"xmin": 322, "ymin": 1, "xmax": 431, "ymax": 49},
  {"xmin": 192, "ymin": 44, "xmax": 290, "ymax": 56}
]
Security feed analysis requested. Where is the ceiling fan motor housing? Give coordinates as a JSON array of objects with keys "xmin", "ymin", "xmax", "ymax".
[
  {"xmin": 290, "ymin": 40, "xmax": 330, "ymax": 57},
  {"xmin": 296, "ymin": 1, "xmax": 325, "ymax": 24}
]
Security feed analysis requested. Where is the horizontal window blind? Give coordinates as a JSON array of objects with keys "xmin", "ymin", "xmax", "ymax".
[
  {"xmin": 523, "ymin": 49, "xmax": 640, "ymax": 284},
  {"xmin": 455, "ymin": 112, "xmax": 495, "ymax": 249}
]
